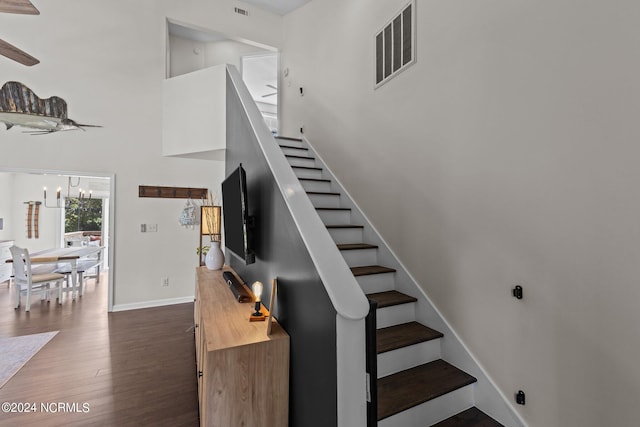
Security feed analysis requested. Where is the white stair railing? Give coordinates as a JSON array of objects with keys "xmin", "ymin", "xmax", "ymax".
[{"xmin": 226, "ymin": 64, "xmax": 369, "ymax": 427}]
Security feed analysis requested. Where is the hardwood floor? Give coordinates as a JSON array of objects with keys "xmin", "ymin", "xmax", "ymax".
[{"xmin": 0, "ymin": 275, "xmax": 199, "ymax": 426}]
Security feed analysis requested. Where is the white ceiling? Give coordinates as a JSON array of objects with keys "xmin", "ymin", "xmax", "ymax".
[{"xmin": 241, "ymin": 0, "xmax": 311, "ymax": 16}]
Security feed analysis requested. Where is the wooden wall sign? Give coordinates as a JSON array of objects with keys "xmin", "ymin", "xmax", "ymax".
[{"xmin": 138, "ymin": 185, "xmax": 208, "ymax": 199}]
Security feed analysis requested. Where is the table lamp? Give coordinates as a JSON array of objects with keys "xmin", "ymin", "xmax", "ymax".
[{"xmin": 250, "ymin": 281, "xmax": 266, "ymax": 321}]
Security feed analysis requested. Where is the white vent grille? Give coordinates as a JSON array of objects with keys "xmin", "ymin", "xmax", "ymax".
[
  {"xmin": 375, "ymin": 1, "xmax": 415, "ymax": 88},
  {"xmin": 234, "ymin": 7, "xmax": 249, "ymax": 16}
]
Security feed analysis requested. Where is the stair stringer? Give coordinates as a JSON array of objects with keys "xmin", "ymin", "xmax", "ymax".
[{"xmin": 299, "ymin": 136, "xmax": 528, "ymax": 427}]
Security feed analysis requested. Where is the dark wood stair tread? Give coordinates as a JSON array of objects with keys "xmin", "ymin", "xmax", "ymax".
[
  {"xmin": 378, "ymin": 359, "xmax": 477, "ymax": 421},
  {"xmin": 338, "ymin": 243, "xmax": 378, "ymax": 251},
  {"xmin": 351, "ymin": 265, "xmax": 396, "ymax": 276},
  {"xmin": 377, "ymin": 321, "xmax": 443, "ymax": 354},
  {"xmin": 279, "ymin": 144, "xmax": 308, "ymax": 151},
  {"xmin": 291, "ymin": 165, "xmax": 322, "ymax": 171},
  {"xmin": 275, "ymin": 136, "xmax": 303, "ymax": 142},
  {"xmin": 285, "ymin": 154, "xmax": 315, "ymax": 160},
  {"xmin": 431, "ymin": 407, "xmax": 504, "ymax": 427},
  {"xmin": 326, "ymin": 224, "xmax": 364, "ymax": 229},
  {"xmin": 299, "ymin": 177, "xmax": 331, "ymax": 183},
  {"xmin": 307, "ymin": 191, "xmax": 340, "ymax": 196},
  {"xmin": 316, "ymin": 207, "xmax": 350, "ymax": 211},
  {"xmin": 367, "ymin": 290, "xmax": 416, "ymax": 308}
]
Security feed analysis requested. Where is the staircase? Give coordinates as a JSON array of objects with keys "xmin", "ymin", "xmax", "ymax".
[{"xmin": 277, "ymin": 136, "xmax": 505, "ymax": 427}]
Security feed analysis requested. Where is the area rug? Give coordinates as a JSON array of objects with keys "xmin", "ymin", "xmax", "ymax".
[{"xmin": 0, "ymin": 331, "xmax": 59, "ymax": 389}]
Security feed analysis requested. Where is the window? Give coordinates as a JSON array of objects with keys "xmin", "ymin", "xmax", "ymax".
[
  {"xmin": 65, "ymin": 198, "xmax": 103, "ymax": 233},
  {"xmin": 375, "ymin": 1, "xmax": 416, "ymax": 88}
]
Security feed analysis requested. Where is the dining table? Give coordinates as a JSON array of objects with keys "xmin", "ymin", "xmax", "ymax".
[{"xmin": 8, "ymin": 246, "xmax": 104, "ymax": 299}]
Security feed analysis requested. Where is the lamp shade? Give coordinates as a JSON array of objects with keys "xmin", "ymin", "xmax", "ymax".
[{"xmin": 201, "ymin": 205, "xmax": 221, "ymax": 242}]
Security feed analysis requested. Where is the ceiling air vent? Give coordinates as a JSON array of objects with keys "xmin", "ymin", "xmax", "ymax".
[
  {"xmin": 234, "ymin": 7, "xmax": 249, "ymax": 16},
  {"xmin": 375, "ymin": 0, "xmax": 416, "ymax": 88}
]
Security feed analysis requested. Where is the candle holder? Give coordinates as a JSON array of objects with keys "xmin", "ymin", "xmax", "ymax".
[{"xmin": 43, "ymin": 177, "xmax": 91, "ymax": 209}]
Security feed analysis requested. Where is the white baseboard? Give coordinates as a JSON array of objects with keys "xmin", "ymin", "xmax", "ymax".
[{"xmin": 111, "ymin": 296, "xmax": 194, "ymax": 312}]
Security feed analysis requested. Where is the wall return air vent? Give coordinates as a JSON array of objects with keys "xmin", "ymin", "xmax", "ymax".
[
  {"xmin": 234, "ymin": 7, "xmax": 249, "ymax": 16},
  {"xmin": 375, "ymin": 0, "xmax": 416, "ymax": 88}
]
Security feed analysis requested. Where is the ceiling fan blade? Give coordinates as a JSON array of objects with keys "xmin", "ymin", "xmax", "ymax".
[
  {"xmin": 262, "ymin": 92, "xmax": 277, "ymax": 98},
  {"xmin": 266, "ymin": 84, "xmax": 278, "ymax": 90},
  {"xmin": 0, "ymin": 38, "xmax": 39, "ymax": 66},
  {"xmin": 0, "ymin": 0, "xmax": 39, "ymax": 15}
]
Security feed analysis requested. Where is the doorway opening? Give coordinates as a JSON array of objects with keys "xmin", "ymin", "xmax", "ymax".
[
  {"xmin": 166, "ymin": 21, "xmax": 279, "ymax": 134},
  {"xmin": 0, "ymin": 168, "xmax": 115, "ymax": 311},
  {"xmin": 241, "ymin": 52, "xmax": 279, "ymax": 134}
]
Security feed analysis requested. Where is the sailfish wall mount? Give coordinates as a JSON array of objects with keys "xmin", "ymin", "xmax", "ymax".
[{"xmin": 0, "ymin": 81, "xmax": 101, "ymax": 134}]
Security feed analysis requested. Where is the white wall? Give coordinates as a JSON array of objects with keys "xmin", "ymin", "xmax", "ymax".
[
  {"xmin": 205, "ymin": 39, "xmax": 269, "ymax": 70},
  {"xmin": 162, "ymin": 65, "xmax": 227, "ymax": 158},
  {"xmin": 169, "ymin": 35, "xmax": 205, "ymax": 77},
  {"xmin": 0, "ymin": 173, "xmax": 14, "ymax": 241},
  {"xmin": 281, "ymin": 0, "xmax": 640, "ymax": 426},
  {"xmin": 0, "ymin": 0, "xmax": 282, "ymax": 309},
  {"xmin": 9, "ymin": 174, "xmax": 66, "ymax": 252},
  {"xmin": 169, "ymin": 31, "xmax": 272, "ymax": 78}
]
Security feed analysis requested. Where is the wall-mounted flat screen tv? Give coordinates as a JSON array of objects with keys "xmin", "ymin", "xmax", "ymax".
[{"xmin": 221, "ymin": 164, "xmax": 255, "ymax": 265}]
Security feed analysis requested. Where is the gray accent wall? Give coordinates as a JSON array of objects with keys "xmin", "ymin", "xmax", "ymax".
[{"xmin": 225, "ymin": 76, "xmax": 338, "ymax": 427}]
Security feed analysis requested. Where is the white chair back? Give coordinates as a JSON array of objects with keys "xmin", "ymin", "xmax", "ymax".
[
  {"xmin": 9, "ymin": 245, "xmax": 65, "ymax": 311},
  {"xmin": 9, "ymin": 245, "xmax": 31, "ymax": 283}
]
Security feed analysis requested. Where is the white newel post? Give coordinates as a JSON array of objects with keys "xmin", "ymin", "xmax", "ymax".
[{"xmin": 336, "ymin": 314, "xmax": 367, "ymax": 427}]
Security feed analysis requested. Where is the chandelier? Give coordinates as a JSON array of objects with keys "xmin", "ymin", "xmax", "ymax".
[{"xmin": 43, "ymin": 176, "xmax": 92, "ymax": 209}]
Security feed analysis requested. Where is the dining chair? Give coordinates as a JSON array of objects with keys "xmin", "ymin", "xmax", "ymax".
[{"xmin": 9, "ymin": 246, "xmax": 65, "ymax": 312}]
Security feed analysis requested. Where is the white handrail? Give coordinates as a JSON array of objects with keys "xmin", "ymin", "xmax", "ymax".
[{"xmin": 225, "ymin": 65, "xmax": 369, "ymax": 321}]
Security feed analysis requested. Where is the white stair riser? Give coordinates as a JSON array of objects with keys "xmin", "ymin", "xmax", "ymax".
[
  {"xmin": 378, "ymin": 385, "xmax": 474, "ymax": 427},
  {"xmin": 376, "ymin": 303, "xmax": 416, "ymax": 328},
  {"xmin": 301, "ymin": 180, "xmax": 332, "ymax": 193},
  {"xmin": 355, "ymin": 271, "xmax": 395, "ymax": 294},
  {"xmin": 281, "ymin": 147, "xmax": 309, "ymax": 157},
  {"xmin": 277, "ymin": 138, "xmax": 305, "ymax": 148},
  {"xmin": 340, "ymin": 248, "xmax": 378, "ymax": 267},
  {"xmin": 328, "ymin": 227, "xmax": 363, "ymax": 244},
  {"xmin": 377, "ymin": 339, "xmax": 442, "ymax": 378},
  {"xmin": 286, "ymin": 156, "xmax": 316, "ymax": 168},
  {"xmin": 293, "ymin": 168, "xmax": 323, "ymax": 180},
  {"xmin": 308, "ymin": 193, "xmax": 341, "ymax": 208},
  {"xmin": 317, "ymin": 209, "xmax": 351, "ymax": 225}
]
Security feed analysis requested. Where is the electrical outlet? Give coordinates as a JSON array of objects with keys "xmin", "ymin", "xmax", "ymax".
[{"xmin": 161, "ymin": 277, "xmax": 169, "ymax": 287}]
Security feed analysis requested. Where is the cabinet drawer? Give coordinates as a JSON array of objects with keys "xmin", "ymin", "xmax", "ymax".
[
  {"xmin": 0, "ymin": 264, "xmax": 12, "ymax": 283},
  {"xmin": 0, "ymin": 240, "xmax": 14, "ymax": 260}
]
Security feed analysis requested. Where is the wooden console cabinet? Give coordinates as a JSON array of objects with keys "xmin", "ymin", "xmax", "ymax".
[{"xmin": 194, "ymin": 266, "xmax": 289, "ymax": 427}]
